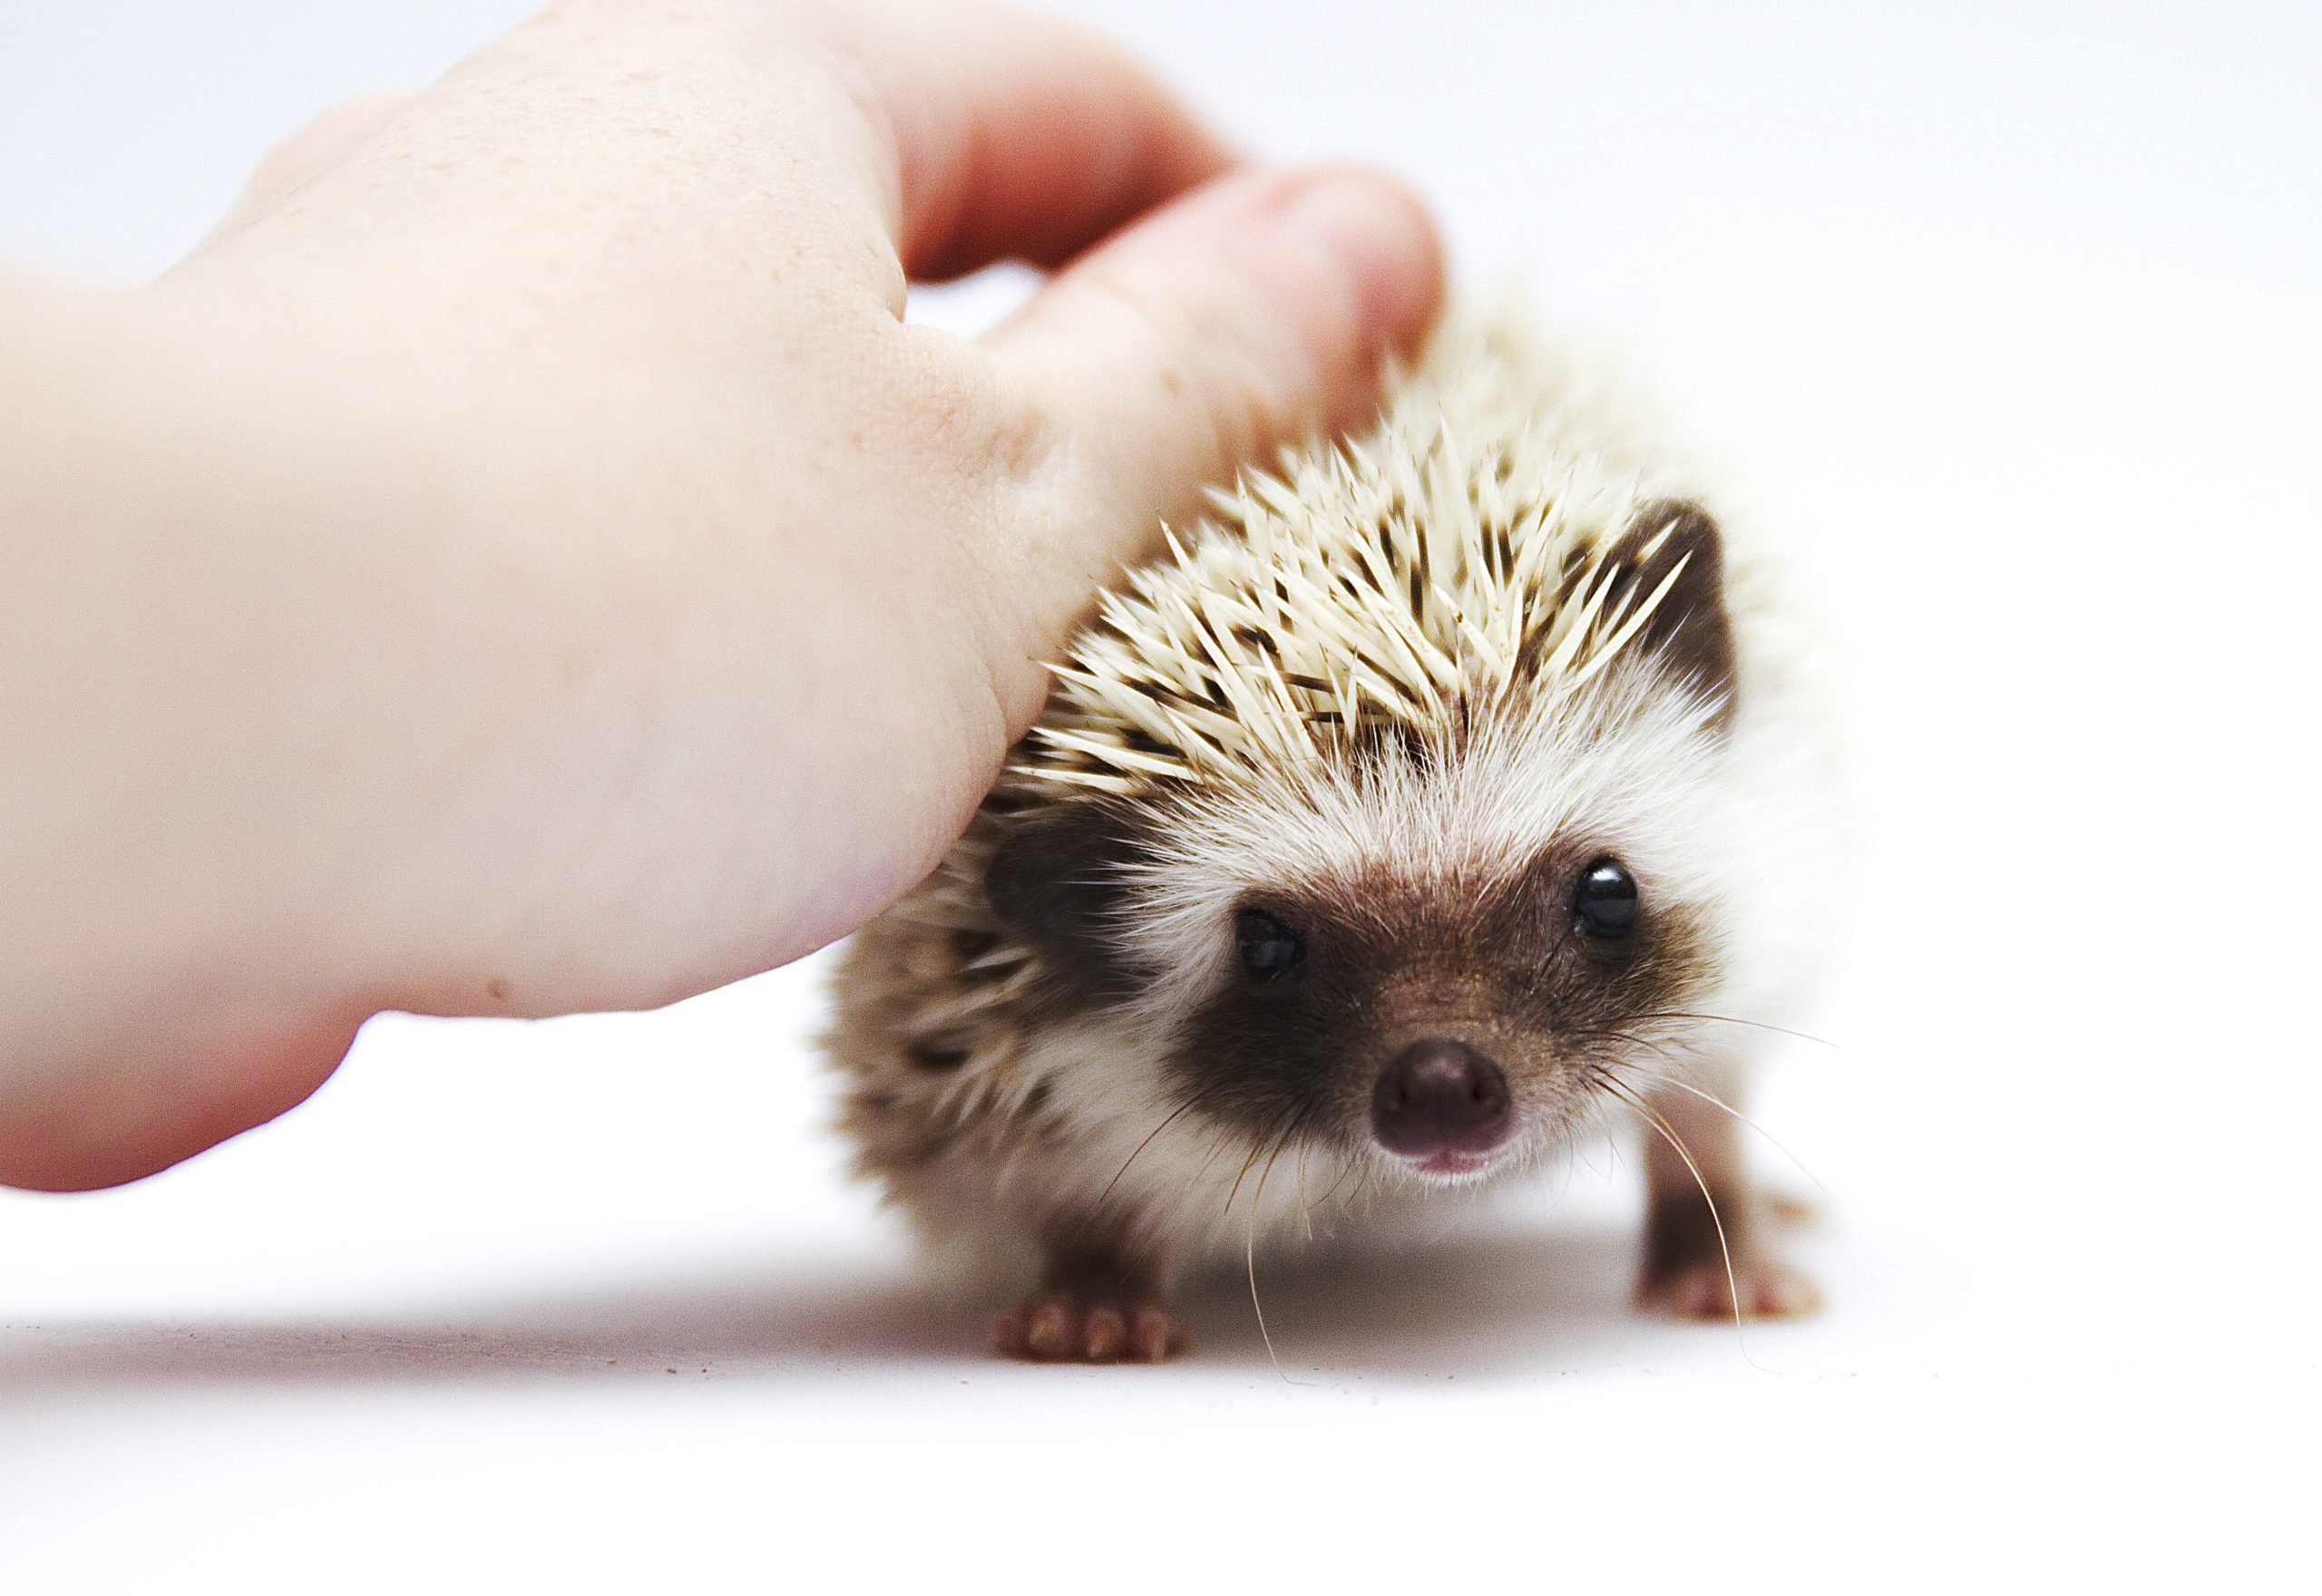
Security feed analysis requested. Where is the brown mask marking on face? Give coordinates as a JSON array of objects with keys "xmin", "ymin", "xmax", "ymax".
[
  {"xmin": 1168, "ymin": 847, "xmax": 1714, "ymax": 1144},
  {"xmin": 982, "ymin": 798, "xmax": 1150, "ymax": 1007}
]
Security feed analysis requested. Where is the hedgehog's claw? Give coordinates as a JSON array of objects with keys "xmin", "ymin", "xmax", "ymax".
[{"xmin": 990, "ymin": 1291, "xmax": 1190, "ymax": 1364}]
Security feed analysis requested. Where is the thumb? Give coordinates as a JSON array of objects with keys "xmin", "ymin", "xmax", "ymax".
[{"xmin": 986, "ymin": 162, "xmax": 1441, "ymax": 593}]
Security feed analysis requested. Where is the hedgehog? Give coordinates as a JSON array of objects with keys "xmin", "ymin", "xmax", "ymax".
[{"xmin": 825, "ymin": 300, "xmax": 1840, "ymax": 1363}]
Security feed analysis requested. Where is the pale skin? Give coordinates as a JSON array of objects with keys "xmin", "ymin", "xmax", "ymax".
[{"xmin": 0, "ymin": 0, "xmax": 1444, "ymax": 1192}]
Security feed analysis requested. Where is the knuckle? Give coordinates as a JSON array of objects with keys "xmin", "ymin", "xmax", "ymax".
[
  {"xmin": 882, "ymin": 322, "xmax": 1046, "ymax": 482},
  {"xmin": 1064, "ymin": 271, "xmax": 1280, "ymax": 483}
]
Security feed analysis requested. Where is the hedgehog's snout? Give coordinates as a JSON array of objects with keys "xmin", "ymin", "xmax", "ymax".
[{"xmin": 1370, "ymin": 1039, "xmax": 1514, "ymax": 1175}]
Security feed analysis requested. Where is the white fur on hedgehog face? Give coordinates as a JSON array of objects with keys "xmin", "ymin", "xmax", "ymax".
[{"xmin": 1098, "ymin": 657, "xmax": 1745, "ymax": 1188}]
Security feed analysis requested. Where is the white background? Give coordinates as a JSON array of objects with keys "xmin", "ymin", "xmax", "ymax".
[{"xmin": 4, "ymin": 1, "xmax": 2317, "ymax": 1590}]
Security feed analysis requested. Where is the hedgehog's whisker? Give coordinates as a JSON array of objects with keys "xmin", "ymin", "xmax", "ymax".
[
  {"xmin": 1098, "ymin": 1099, "xmax": 1198, "ymax": 1212},
  {"xmin": 1593, "ymin": 1051, "xmax": 1829, "ymax": 1199},
  {"xmin": 1309, "ymin": 1140, "xmax": 1363, "ymax": 1215},
  {"xmin": 1572, "ymin": 1027, "xmax": 1827, "ymax": 1198},
  {"xmin": 1285, "ymin": 1131, "xmax": 1359, "ymax": 1220},
  {"xmin": 1245, "ymin": 1109, "xmax": 1311, "ymax": 1386},
  {"xmin": 1184, "ymin": 1101, "xmax": 1246, "ymax": 1191},
  {"xmin": 1294, "ymin": 1136, "xmax": 1317, "ymax": 1242},
  {"xmin": 1317, "ymin": 1159, "xmax": 1354, "ymax": 1216},
  {"xmin": 1222, "ymin": 1103, "xmax": 1300, "ymax": 1221},
  {"xmin": 1220, "ymin": 1132, "xmax": 1271, "ymax": 1225},
  {"xmin": 1593, "ymin": 1069, "xmax": 1762, "ymax": 1366},
  {"xmin": 1253, "ymin": 1110, "xmax": 1305, "ymax": 1223},
  {"xmin": 1245, "ymin": 1221, "xmax": 1282, "ymax": 1377},
  {"xmin": 1628, "ymin": 1011, "xmax": 1838, "ymax": 1050}
]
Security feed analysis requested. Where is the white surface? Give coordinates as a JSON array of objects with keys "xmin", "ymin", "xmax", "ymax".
[{"xmin": 5, "ymin": 1, "xmax": 2317, "ymax": 1590}]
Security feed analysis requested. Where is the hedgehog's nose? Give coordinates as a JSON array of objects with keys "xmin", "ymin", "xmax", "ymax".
[{"xmin": 1371, "ymin": 1040, "xmax": 1512, "ymax": 1164}]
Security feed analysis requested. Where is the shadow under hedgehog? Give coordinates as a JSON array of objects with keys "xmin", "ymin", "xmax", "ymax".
[{"xmin": 824, "ymin": 299, "xmax": 1842, "ymax": 1363}]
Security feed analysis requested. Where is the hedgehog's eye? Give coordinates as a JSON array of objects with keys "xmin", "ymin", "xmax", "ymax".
[
  {"xmin": 1574, "ymin": 858, "xmax": 1640, "ymax": 938},
  {"xmin": 1234, "ymin": 909, "xmax": 1303, "ymax": 978}
]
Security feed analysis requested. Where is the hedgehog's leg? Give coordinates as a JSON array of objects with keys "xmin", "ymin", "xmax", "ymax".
[
  {"xmin": 989, "ymin": 1220, "xmax": 1188, "ymax": 1364},
  {"xmin": 1633, "ymin": 1082, "xmax": 1820, "ymax": 1319}
]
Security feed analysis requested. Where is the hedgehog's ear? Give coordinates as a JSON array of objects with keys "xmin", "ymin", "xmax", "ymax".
[
  {"xmin": 983, "ymin": 801, "xmax": 1143, "ymax": 1000},
  {"xmin": 1603, "ymin": 499, "xmax": 1736, "ymax": 722}
]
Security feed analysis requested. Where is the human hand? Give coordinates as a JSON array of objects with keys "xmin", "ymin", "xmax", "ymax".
[{"xmin": 0, "ymin": 0, "xmax": 1441, "ymax": 1189}]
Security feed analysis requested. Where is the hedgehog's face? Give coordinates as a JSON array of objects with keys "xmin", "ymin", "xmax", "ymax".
[
  {"xmin": 986, "ymin": 667, "xmax": 1740, "ymax": 1188},
  {"xmin": 983, "ymin": 498, "xmax": 1748, "ymax": 1187}
]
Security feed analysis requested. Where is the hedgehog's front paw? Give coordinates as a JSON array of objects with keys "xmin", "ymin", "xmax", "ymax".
[
  {"xmin": 990, "ymin": 1292, "xmax": 1191, "ymax": 1363},
  {"xmin": 1635, "ymin": 1189, "xmax": 1821, "ymax": 1320}
]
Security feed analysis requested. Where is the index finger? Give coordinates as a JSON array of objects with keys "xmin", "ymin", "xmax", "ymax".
[{"xmin": 809, "ymin": 0, "xmax": 1238, "ymax": 280}]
